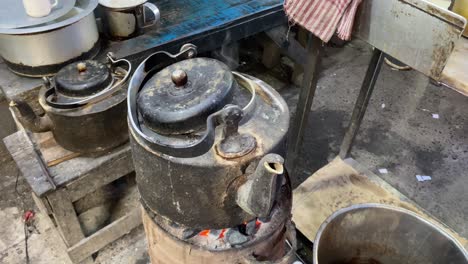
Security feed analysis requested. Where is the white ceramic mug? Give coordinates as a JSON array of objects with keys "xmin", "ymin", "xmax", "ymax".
[{"xmin": 22, "ymin": 0, "xmax": 59, "ymax": 18}]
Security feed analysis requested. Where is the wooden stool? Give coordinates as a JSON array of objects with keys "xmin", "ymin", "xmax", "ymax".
[{"xmin": 3, "ymin": 130, "xmax": 139, "ymax": 263}]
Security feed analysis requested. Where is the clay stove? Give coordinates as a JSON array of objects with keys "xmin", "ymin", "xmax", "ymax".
[
  {"xmin": 141, "ymin": 178, "xmax": 295, "ymax": 263},
  {"xmin": 128, "ymin": 44, "xmax": 296, "ymax": 263}
]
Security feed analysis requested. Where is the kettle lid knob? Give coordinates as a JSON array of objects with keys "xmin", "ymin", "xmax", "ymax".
[
  {"xmin": 76, "ymin": 62, "xmax": 87, "ymax": 73},
  {"xmin": 171, "ymin": 69, "xmax": 188, "ymax": 86}
]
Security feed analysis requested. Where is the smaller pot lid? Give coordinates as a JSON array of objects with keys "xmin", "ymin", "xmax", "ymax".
[
  {"xmin": 137, "ymin": 58, "xmax": 235, "ymax": 134},
  {"xmin": 0, "ymin": 0, "xmax": 76, "ymax": 30},
  {"xmin": 55, "ymin": 60, "xmax": 113, "ymax": 97},
  {"xmin": 99, "ymin": 0, "xmax": 146, "ymax": 9}
]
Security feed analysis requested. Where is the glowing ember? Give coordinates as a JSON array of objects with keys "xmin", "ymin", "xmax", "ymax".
[
  {"xmin": 255, "ymin": 219, "xmax": 262, "ymax": 229},
  {"xmin": 166, "ymin": 198, "xmax": 289, "ymax": 251},
  {"xmin": 199, "ymin": 229, "xmax": 210, "ymax": 237},
  {"xmin": 218, "ymin": 229, "xmax": 226, "ymax": 239},
  {"xmin": 196, "ymin": 217, "xmax": 263, "ymax": 246}
]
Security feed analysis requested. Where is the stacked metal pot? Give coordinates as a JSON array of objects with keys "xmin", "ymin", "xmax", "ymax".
[
  {"xmin": 128, "ymin": 45, "xmax": 296, "ymax": 263},
  {"xmin": 0, "ymin": 0, "xmax": 100, "ymax": 77},
  {"xmin": 0, "ymin": 0, "xmax": 159, "ymax": 77}
]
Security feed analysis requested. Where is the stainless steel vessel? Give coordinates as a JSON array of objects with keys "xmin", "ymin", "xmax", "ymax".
[
  {"xmin": 0, "ymin": 0, "xmax": 100, "ymax": 77},
  {"xmin": 314, "ymin": 204, "xmax": 468, "ymax": 264},
  {"xmin": 99, "ymin": 0, "xmax": 160, "ymax": 39}
]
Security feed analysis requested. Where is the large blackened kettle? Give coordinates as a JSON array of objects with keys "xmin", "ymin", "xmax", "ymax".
[
  {"xmin": 11, "ymin": 54, "xmax": 131, "ymax": 153},
  {"xmin": 128, "ymin": 45, "xmax": 290, "ymax": 229}
]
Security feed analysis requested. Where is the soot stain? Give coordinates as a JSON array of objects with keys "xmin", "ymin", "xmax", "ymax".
[
  {"xmin": 412, "ymin": 144, "xmax": 445, "ymax": 178},
  {"xmin": 293, "ymin": 109, "xmax": 347, "ymax": 187},
  {"xmin": 357, "ymin": 120, "xmax": 407, "ymax": 157}
]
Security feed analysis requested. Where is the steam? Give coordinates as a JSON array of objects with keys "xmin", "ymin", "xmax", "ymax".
[{"xmin": 212, "ymin": 42, "xmax": 239, "ymax": 70}]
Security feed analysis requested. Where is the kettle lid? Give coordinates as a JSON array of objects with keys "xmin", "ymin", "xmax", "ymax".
[
  {"xmin": 55, "ymin": 60, "xmax": 113, "ymax": 97},
  {"xmin": 137, "ymin": 58, "xmax": 235, "ymax": 134}
]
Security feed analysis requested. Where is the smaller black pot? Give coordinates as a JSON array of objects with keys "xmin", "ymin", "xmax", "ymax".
[{"xmin": 11, "ymin": 53, "xmax": 132, "ymax": 153}]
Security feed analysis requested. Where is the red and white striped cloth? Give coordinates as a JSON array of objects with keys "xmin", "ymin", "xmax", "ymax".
[{"xmin": 284, "ymin": 0, "xmax": 362, "ymax": 42}]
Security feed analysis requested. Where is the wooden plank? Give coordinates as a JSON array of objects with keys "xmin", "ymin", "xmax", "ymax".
[
  {"xmin": 440, "ymin": 38, "xmax": 468, "ymax": 96},
  {"xmin": 34, "ymin": 192, "xmax": 94, "ymax": 264},
  {"xmin": 264, "ymin": 26, "xmax": 308, "ymax": 67},
  {"xmin": 3, "ymin": 130, "xmax": 55, "ymax": 196},
  {"xmin": 32, "ymin": 132, "xmax": 80, "ymax": 167},
  {"xmin": 48, "ymin": 144, "xmax": 132, "ymax": 188},
  {"xmin": 67, "ymin": 207, "xmax": 141, "ymax": 263},
  {"xmin": 292, "ymin": 157, "xmax": 468, "ymax": 249},
  {"xmin": 66, "ymin": 147, "xmax": 134, "ymax": 202},
  {"xmin": 47, "ymin": 189, "xmax": 86, "ymax": 247},
  {"xmin": 261, "ymin": 36, "xmax": 281, "ymax": 69},
  {"xmin": 32, "ymin": 191, "xmax": 52, "ymax": 216}
]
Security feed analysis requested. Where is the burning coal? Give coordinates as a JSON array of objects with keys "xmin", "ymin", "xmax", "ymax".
[{"xmin": 191, "ymin": 218, "xmax": 264, "ymax": 250}]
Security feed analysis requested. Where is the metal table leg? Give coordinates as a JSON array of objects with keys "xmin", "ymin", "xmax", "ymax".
[
  {"xmin": 339, "ymin": 48, "xmax": 385, "ymax": 159},
  {"xmin": 286, "ymin": 34, "xmax": 323, "ymax": 172}
]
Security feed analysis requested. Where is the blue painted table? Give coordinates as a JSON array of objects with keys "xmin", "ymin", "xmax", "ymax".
[{"xmin": 104, "ymin": 0, "xmax": 285, "ymax": 61}]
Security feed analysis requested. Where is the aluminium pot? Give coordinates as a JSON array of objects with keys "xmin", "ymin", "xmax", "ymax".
[
  {"xmin": 0, "ymin": 0, "xmax": 100, "ymax": 77},
  {"xmin": 128, "ymin": 44, "xmax": 291, "ymax": 229},
  {"xmin": 11, "ymin": 54, "xmax": 132, "ymax": 153}
]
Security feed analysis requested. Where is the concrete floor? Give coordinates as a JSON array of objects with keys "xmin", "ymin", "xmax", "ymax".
[
  {"xmin": 290, "ymin": 40, "xmax": 468, "ymax": 239},
  {"xmin": 0, "ymin": 38, "xmax": 467, "ymax": 263}
]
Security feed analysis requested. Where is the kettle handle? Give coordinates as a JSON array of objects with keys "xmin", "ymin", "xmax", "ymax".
[
  {"xmin": 128, "ymin": 44, "xmax": 257, "ymax": 158},
  {"xmin": 141, "ymin": 2, "xmax": 160, "ymax": 28}
]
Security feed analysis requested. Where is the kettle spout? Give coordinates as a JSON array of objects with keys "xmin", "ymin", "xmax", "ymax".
[
  {"xmin": 9, "ymin": 100, "xmax": 52, "ymax": 133},
  {"xmin": 236, "ymin": 154, "xmax": 284, "ymax": 217}
]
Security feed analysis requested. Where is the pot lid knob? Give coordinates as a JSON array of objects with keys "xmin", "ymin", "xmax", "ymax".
[
  {"xmin": 171, "ymin": 69, "xmax": 188, "ymax": 87},
  {"xmin": 77, "ymin": 62, "xmax": 87, "ymax": 72},
  {"xmin": 55, "ymin": 60, "xmax": 113, "ymax": 97}
]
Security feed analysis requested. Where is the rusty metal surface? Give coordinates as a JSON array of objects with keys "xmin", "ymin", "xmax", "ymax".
[
  {"xmin": 130, "ymin": 46, "xmax": 290, "ymax": 229},
  {"xmin": 143, "ymin": 180, "xmax": 291, "ymax": 250},
  {"xmin": 142, "ymin": 208, "xmax": 296, "ymax": 263},
  {"xmin": 355, "ymin": 0, "xmax": 467, "ymax": 80},
  {"xmin": 141, "ymin": 178, "xmax": 295, "ymax": 263},
  {"xmin": 11, "ymin": 57, "xmax": 131, "ymax": 153},
  {"xmin": 132, "ymin": 72, "xmax": 290, "ymax": 229}
]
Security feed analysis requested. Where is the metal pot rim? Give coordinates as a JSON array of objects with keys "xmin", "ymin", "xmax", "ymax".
[
  {"xmin": 0, "ymin": 0, "xmax": 97, "ymax": 35},
  {"xmin": 98, "ymin": 0, "xmax": 147, "ymax": 10},
  {"xmin": 312, "ymin": 203, "xmax": 468, "ymax": 263}
]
